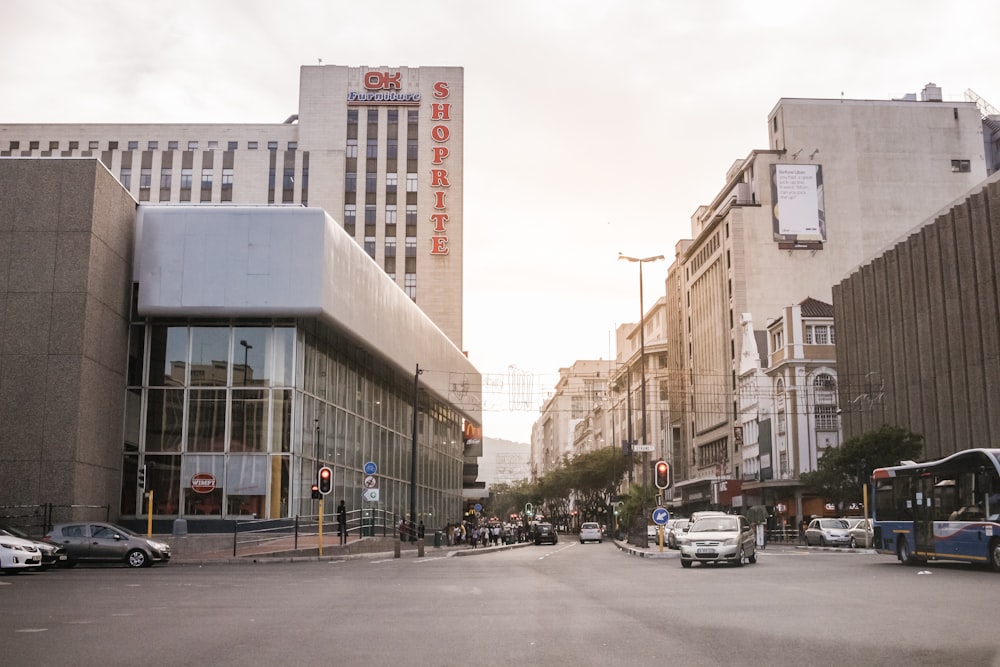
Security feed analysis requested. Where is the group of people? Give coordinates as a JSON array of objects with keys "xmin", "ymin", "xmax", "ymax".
[{"xmin": 442, "ymin": 521, "xmax": 530, "ymax": 548}]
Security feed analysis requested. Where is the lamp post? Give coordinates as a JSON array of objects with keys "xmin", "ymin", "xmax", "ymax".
[
  {"xmin": 619, "ymin": 253, "xmax": 665, "ymax": 548},
  {"xmin": 239, "ymin": 339, "xmax": 252, "ymax": 386}
]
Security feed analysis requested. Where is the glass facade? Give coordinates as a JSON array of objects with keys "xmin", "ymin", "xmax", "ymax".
[{"xmin": 122, "ymin": 321, "xmax": 464, "ymax": 528}]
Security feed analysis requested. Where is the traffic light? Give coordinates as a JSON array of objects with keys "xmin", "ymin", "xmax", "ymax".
[
  {"xmin": 310, "ymin": 484, "xmax": 321, "ymax": 500},
  {"xmin": 318, "ymin": 466, "xmax": 333, "ymax": 495},
  {"xmin": 137, "ymin": 464, "xmax": 147, "ymax": 490},
  {"xmin": 654, "ymin": 460, "xmax": 670, "ymax": 489}
]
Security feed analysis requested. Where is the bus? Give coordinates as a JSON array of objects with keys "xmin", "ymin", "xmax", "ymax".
[{"xmin": 872, "ymin": 448, "xmax": 1000, "ymax": 571}]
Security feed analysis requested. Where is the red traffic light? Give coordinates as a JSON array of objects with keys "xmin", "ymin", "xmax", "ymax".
[
  {"xmin": 318, "ymin": 466, "xmax": 333, "ymax": 495},
  {"xmin": 654, "ymin": 460, "xmax": 671, "ymax": 490},
  {"xmin": 311, "ymin": 484, "xmax": 321, "ymax": 500}
]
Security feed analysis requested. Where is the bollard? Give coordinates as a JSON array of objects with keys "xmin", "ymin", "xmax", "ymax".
[
  {"xmin": 434, "ymin": 530, "xmax": 442, "ymax": 548},
  {"xmin": 394, "ymin": 538, "xmax": 401, "ymax": 558},
  {"xmin": 417, "ymin": 538, "xmax": 425, "ymax": 557}
]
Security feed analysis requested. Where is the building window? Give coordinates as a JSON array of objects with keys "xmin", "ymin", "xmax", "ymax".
[
  {"xmin": 126, "ymin": 140, "xmax": 137, "ymax": 150},
  {"xmin": 406, "ymin": 173, "xmax": 418, "ymax": 192},
  {"xmin": 227, "ymin": 141, "xmax": 238, "ymax": 151},
  {"xmin": 140, "ymin": 168, "xmax": 152, "ymax": 189},
  {"xmin": 180, "ymin": 168, "xmax": 193, "ymax": 189},
  {"xmin": 365, "ymin": 205, "xmax": 376, "ymax": 224},
  {"xmin": 366, "ymin": 172, "xmax": 377, "ymax": 193},
  {"xmin": 364, "ymin": 236, "xmax": 376, "ymax": 258},
  {"xmin": 388, "ymin": 109, "xmax": 398, "ymax": 125},
  {"xmin": 385, "ymin": 238, "xmax": 396, "ymax": 257},
  {"xmin": 148, "ymin": 140, "xmax": 159, "ymax": 150},
  {"xmin": 408, "ymin": 109, "xmax": 419, "ymax": 125},
  {"xmin": 49, "ymin": 140, "xmax": 60, "ymax": 150},
  {"xmin": 248, "ymin": 141, "xmax": 258, "ymax": 150},
  {"xmin": 772, "ymin": 330, "xmax": 783, "ymax": 351},
  {"xmin": 346, "ymin": 139, "xmax": 358, "ymax": 158},
  {"xmin": 207, "ymin": 141, "xmax": 218, "ymax": 149},
  {"xmin": 69, "ymin": 141, "xmax": 79, "ymax": 150},
  {"xmin": 288, "ymin": 141, "xmax": 297, "ymax": 151},
  {"xmin": 201, "ymin": 168, "xmax": 213, "ymax": 189},
  {"xmin": 814, "ymin": 373, "xmax": 836, "ymax": 390},
  {"xmin": 267, "ymin": 141, "xmax": 278, "ymax": 151},
  {"xmin": 951, "ymin": 159, "xmax": 971, "ymax": 173},
  {"xmin": 406, "ymin": 205, "xmax": 417, "ymax": 225},
  {"xmin": 806, "ymin": 324, "xmax": 834, "ymax": 345},
  {"xmin": 407, "ymin": 139, "xmax": 418, "ymax": 159},
  {"xmin": 222, "ymin": 168, "xmax": 233, "ymax": 188},
  {"xmin": 367, "ymin": 109, "xmax": 378, "ymax": 124},
  {"xmin": 385, "ymin": 205, "xmax": 397, "ymax": 224},
  {"xmin": 344, "ymin": 205, "xmax": 356, "ymax": 225},
  {"xmin": 387, "ymin": 138, "xmax": 398, "ymax": 160},
  {"xmin": 120, "ymin": 167, "xmax": 132, "ymax": 189},
  {"xmin": 405, "ymin": 237, "xmax": 417, "ymax": 257},
  {"xmin": 168, "ymin": 140, "xmax": 178, "ymax": 150},
  {"xmin": 107, "ymin": 141, "xmax": 117, "ymax": 150},
  {"xmin": 345, "ymin": 172, "xmax": 357, "ymax": 192},
  {"xmin": 88, "ymin": 140, "xmax": 98, "ymax": 150},
  {"xmin": 386, "ymin": 173, "xmax": 397, "ymax": 193},
  {"xmin": 188, "ymin": 141, "xmax": 198, "ymax": 150},
  {"xmin": 404, "ymin": 273, "xmax": 416, "ymax": 299},
  {"xmin": 815, "ymin": 405, "xmax": 839, "ymax": 431},
  {"xmin": 160, "ymin": 168, "xmax": 172, "ymax": 190},
  {"xmin": 367, "ymin": 139, "xmax": 378, "ymax": 159}
]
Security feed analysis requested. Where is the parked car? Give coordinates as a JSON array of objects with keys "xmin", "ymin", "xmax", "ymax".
[
  {"xmin": 665, "ymin": 519, "xmax": 688, "ymax": 549},
  {"xmin": 579, "ymin": 522, "xmax": 602, "ymax": 543},
  {"xmin": 44, "ymin": 522, "xmax": 171, "ymax": 568},
  {"xmin": 679, "ymin": 514, "xmax": 757, "ymax": 568},
  {"xmin": 0, "ymin": 525, "xmax": 67, "ymax": 570},
  {"xmin": 847, "ymin": 518, "xmax": 873, "ymax": 549},
  {"xmin": 532, "ymin": 522, "xmax": 558, "ymax": 545},
  {"xmin": 804, "ymin": 518, "xmax": 851, "ymax": 547},
  {"xmin": 0, "ymin": 534, "xmax": 43, "ymax": 573}
]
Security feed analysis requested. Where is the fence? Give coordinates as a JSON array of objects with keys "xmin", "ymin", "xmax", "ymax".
[
  {"xmin": 232, "ymin": 507, "xmax": 399, "ymax": 557},
  {"xmin": 0, "ymin": 504, "xmax": 111, "ymax": 537}
]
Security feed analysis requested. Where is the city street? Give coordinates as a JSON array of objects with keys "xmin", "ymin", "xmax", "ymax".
[{"xmin": 3, "ymin": 542, "xmax": 998, "ymax": 666}]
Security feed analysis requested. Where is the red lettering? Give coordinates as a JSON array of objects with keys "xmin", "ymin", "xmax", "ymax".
[
  {"xmin": 433, "ymin": 191, "xmax": 447, "ymax": 209},
  {"xmin": 430, "ymin": 169, "xmax": 450, "ymax": 187},
  {"xmin": 431, "ymin": 146, "xmax": 450, "ymax": 164},
  {"xmin": 430, "ymin": 236, "xmax": 450, "ymax": 255},
  {"xmin": 364, "ymin": 71, "xmax": 401, "ymax": 90},
  {"xmin": 431, "ymin": 103, "xmax": 451, "ymax": 121},
  {"xmin": 432, "ymin": 81, "xmax": 450, "ymax": 99},
  {"xmin": 431, "ymin": 125, "xmax": 450, "ymax": 142},
  {"xmin": 430, "ymin": 213, "xmax": 449, "ymax": 232}
]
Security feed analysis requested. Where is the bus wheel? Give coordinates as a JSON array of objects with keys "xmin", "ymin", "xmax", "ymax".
[
  {"xmin": 990, "ymin": 539, "xmax": 1000, "ymax": 573},
  {"xmin": 898, "ymin": 539, "xmax": 916, "ymax": 566}
]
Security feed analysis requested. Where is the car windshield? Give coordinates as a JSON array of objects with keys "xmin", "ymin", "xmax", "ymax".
[
  {"xmin": 582, "ymin": 523, "xmax": 598, "ymax": 530},
  {"xmin": 691, "ymin": 517, "xmax": 738, "ymax": 532},
  {"xmin": 819, "ymin": 519, "xmax": 849, "ymax": 529}
]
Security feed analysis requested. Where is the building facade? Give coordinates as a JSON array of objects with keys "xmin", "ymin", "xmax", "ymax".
[
  {"xmin": 0, "ymin": 65, "xmax": 465, "ymax": 347},
  {"xmin": 0, "ymin": 159, "xmax": 481, "ymax": 532},
  {"xmin": 666, "ymin": 85, "xmax": 994, "ymax": 513}
]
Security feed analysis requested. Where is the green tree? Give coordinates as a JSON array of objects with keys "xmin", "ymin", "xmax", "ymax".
[{"xmin": 799, "ymin": 424, "xmax": 923, "ymax": 509}]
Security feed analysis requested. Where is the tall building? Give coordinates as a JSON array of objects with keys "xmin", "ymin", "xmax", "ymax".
[
  {"xmin": 666, "ymin": 84, "xmax": 995, "ymax": 514},
  {"xmin": 0, "ymin": 65, "xmax": 466, "ymax": 347}
]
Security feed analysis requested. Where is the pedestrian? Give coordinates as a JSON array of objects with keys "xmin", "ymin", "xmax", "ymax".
[{"xmin": 337, "ymin": 500, "xmax": 348, "ymax": 545}]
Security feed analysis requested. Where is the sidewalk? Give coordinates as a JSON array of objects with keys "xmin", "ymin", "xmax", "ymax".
[{"xmin": 614, "ymin": 537, "xmax": 677, "ymax": 559}]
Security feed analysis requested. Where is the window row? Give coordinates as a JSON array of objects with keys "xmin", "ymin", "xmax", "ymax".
[{"xmin": 6, "ymin": 139, "xmax": 297, "ymax": 152}]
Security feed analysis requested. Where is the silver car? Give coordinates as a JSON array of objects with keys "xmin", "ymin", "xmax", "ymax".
[
  {"xmin": 44, "ymin": 522, "xmax": 171, "ymax": 568},
  {"xmin": 804, "ymin": 518, "xmax": 851, "ymax": 547},
  {"xmin": 847, "ymin": 518, "xmax": 873, "ymax": 549},
  {"xmin": 579, "ymin": 522, "xmax": 602, "ymax": 543},
  {"xmin": 679, "ymin": 514, "xmax": 757, "ymax": 568}
]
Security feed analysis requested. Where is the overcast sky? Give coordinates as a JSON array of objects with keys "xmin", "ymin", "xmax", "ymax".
[{"xmin": 2, "ymin": 1, "xmax": 997, "ymax": 442}]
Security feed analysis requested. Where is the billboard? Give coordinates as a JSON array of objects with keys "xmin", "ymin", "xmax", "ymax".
[{"xmin": 770, "ymin": 164, "xmax": 825, "ymax": 244}]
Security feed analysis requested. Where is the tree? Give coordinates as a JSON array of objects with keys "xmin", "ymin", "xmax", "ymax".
[{"xmin": 800, "ymin": 424, "xmax": 923, "ymax": 509}]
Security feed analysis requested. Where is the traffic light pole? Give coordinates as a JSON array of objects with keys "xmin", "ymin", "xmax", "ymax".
[
  {"xmin": 318, "ymin": 498, "xmax": 324, "ymax": 557},
  {"xmin": 146, "ymin": 490, "xmax": 153, "ymax": 537}
]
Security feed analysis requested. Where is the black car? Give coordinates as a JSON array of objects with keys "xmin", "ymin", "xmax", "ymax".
[
  {"xmin": 0, "ymin": 525, "xmax": 67, "ymax": 570},
  {"xmin": 532, "ymin": 522, "xmax": 558, "ymax": 545}
]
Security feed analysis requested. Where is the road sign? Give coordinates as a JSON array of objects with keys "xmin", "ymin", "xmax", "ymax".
[
  {"xmin": 364, "ymin": 461, "xmax": 377, "ymax": 475},
  {"xmin": 363, "ymin": 488, "xmax": 380, "ymax": 502},
  {"xmin": 363, "ymin": 475, "xmax": 378, "ymax": 489},
  {"xmin": 652, "ymin": 507, "xmax": 670, "ymax": 525},
  {"xmin": 632, "ymin": 444, "xmax": 655, "ymax": 452}
]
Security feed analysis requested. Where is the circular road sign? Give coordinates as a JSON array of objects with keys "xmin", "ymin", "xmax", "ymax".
[
  {"xmin": 364, "ymin": 461, "xmax": 377, "ymax": 475},
  {"xmin": 652, "ymin": 507, "xmax": 670, "ymax": 525}
]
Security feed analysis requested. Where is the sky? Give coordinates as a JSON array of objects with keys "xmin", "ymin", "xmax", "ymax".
[{"xmin": 2, "ymin": 0, "xmax": 997, "ymax": 443}]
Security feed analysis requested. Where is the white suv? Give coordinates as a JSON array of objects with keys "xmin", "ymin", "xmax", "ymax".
[{"xmin": 579, "ymin": 522, "xmax": 603, "ymax": 543}]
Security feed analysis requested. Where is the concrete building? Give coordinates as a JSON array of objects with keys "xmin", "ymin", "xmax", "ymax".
[
  {"xmin": 833, "ymin": 171, "xmax": 1000, "ymax": 461},
  {"xmin": 665, "ymin": 84, "xmax": 995, "ymax": 513},
  {"xmin": 0, "ymin": 158, "xmax": 481, "ymax": 532},
  {"xmin": 0, "ymin": 64, "xmax": 466, "ymax": 347}
]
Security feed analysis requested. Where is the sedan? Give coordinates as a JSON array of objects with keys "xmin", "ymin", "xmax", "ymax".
[
  {"xmin": 1, "ymin": 535, "xmax": 43, "ymax": 573},
  {"xmin": 665, "ymin": 519, "xmax": 688, "ymax": 549},
  {"xmin": 804, "ymin": 518, "xmax": 852, "ymax": 547},
  {"xmin": 45, "ymin": 522, "xmax": 171, "ymax": 568},
  {"xmin": 848, "ymin": 518, "xmax": 873, "ymax": 549},
  {"xmin": 579, "ymin": 522, "xmax": 602, "ymax": 543},
  {"xmin": 0, "ymin": 525, "xmax": 67, "ymax": 570},
  {"xmin": 679, "ymin": 514, "xmax": 757, "ymax": 568}
]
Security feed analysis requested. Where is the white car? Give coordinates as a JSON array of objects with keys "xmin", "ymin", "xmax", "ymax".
[
  {"xmin": 579, "ymin": 522, "xmax": 602, "ymax": 543},
  {"xmin": 1, "ymin": 535, "xmax": 43, "ymax": 572}
]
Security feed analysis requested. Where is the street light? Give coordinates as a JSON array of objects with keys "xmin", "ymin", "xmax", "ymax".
[
  {"xmin": 619, "ymin": 252, "xmax": 665, "ymax": 548},
  {"xmin": 239, "ymin": 339, "xmax": 253, "ymax": 386}
]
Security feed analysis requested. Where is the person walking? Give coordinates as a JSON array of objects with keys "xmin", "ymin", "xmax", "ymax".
[{"xmin": 337, "ymin": 500, "xmax": 348, "ymax": 545}]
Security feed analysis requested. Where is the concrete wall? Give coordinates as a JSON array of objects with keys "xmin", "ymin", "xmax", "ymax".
[
  {"xmin": 0, "ymin": 158, "xmax": 136, "ymax": 518},
  {"xmin": 833, "ymin": 172, "xmax": 1000, "ymax": 458}
]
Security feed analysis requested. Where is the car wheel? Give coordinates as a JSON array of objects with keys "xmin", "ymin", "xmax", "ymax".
[
  {"xmin": 598, "ymin": 540, "xmax": 602, "ymax": 544},
  {"xmin": 735, "ymin": 546, "xmax": 745, "ymax": 567},
  {"xmin": 820, "ymin": 536, "xmax": 827, "ymax": 547},
  {"xmin": 849, "ymin": 536, "xmax": 857, "ymax": 549},
  {"xmin": 681, "ymin": 559, "xmax": 692, "ymax": 568},
  {"xmin": 126, "ymin": 549, "xmax": 148, "ymax": 568},
  {"xmin": 749, "ymin": 549, "xmax": 757, "ymax": 564},
  {"xmin": 990, "ymin": 538, "xmax": 1000, "ymax": 573}
]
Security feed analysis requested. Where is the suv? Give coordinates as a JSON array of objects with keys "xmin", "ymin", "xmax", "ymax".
[
  {"xmin": 532, "ymin": 522, "xmax": 558, "ymax": 545},
  {"xmin": 679, "ymin": 514, "xmax": 756, "ymax": 568}
]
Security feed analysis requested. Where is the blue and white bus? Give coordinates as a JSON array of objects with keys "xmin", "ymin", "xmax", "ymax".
[{"xmin": 872, "ymin": 448, "xmax": 1000, "ymax": 571}]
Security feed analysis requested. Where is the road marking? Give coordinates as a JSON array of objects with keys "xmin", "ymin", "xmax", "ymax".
[{"xmin": 15, "ymin": 628, "xmax": 48, "ymax": 633}]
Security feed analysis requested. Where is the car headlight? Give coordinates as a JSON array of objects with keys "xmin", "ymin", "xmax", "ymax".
[
  {"xmin": 722, "ymin": 537, "xmax": 737, "ymax": 546},
  {"xmin": 1, "ymin": 542, "xmax": 24, "ymax": 550}
]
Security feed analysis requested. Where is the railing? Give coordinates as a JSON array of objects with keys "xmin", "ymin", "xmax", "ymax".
[{"xmin": 231, "ymin": 508, "xmax": 399, "ymax": 557}]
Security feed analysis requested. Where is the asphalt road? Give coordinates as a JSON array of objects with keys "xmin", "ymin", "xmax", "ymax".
[{"xmin": 3, "ymin": 542, "xmax": 998, "ymax": 667}]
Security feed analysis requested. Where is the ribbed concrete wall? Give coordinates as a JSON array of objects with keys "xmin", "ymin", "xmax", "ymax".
[{"xmin": 833, "ymin": 173, "xmax": 1000, "ymax": 458}]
